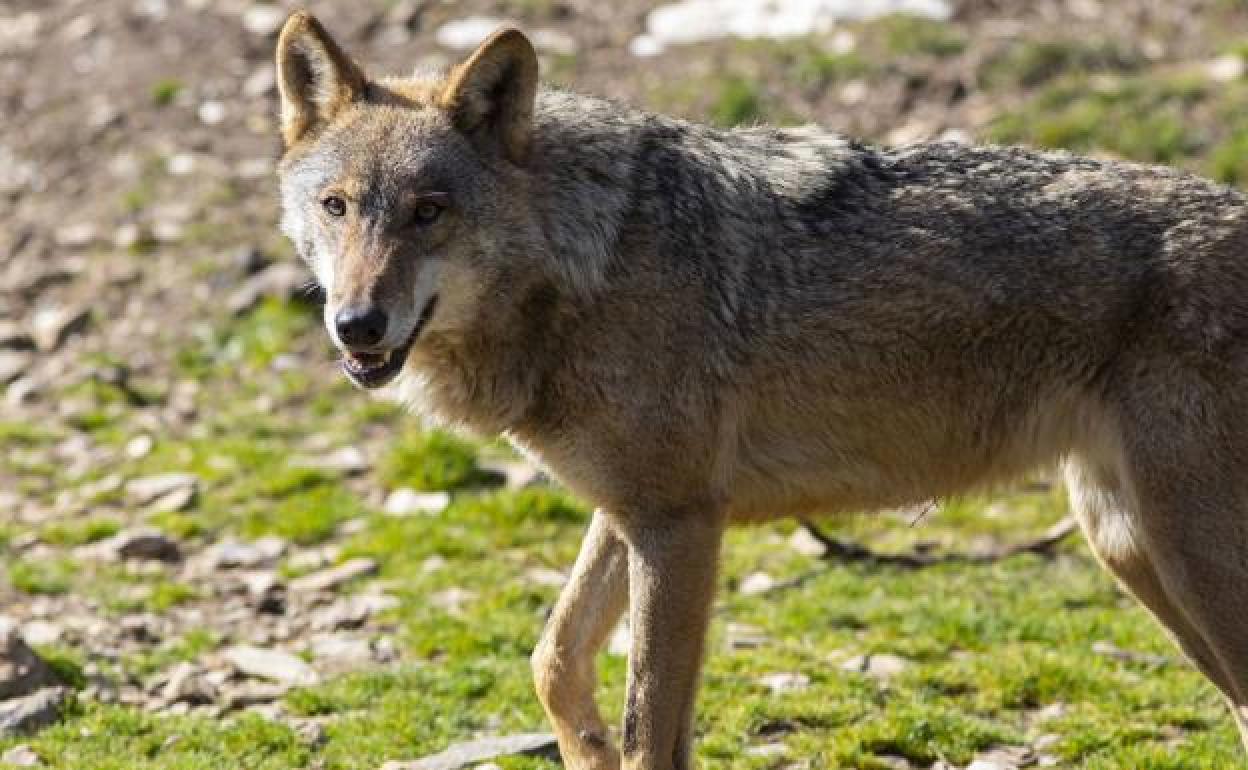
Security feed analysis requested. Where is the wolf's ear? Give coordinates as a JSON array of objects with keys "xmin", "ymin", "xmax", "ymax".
[
  {"xmin": 276, "ymin": 11, "xmax": 366, "ymax": 147},
  {"xmin": 439, "ymin": 27, "xmax": 539, "ymax": 165}
]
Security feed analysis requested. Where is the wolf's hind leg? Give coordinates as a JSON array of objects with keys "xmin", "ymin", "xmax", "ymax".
[{"xmin": 533, "ymin": 509, "xmax": 630, "ymax": 770}]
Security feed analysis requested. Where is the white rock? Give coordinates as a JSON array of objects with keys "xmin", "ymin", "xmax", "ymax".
[
  {"xmin": 788, "ymin": 526, "xmax": 828, "ymax": 557},
  {"xmin": 628, "ymin": 34, "xmax": 663, "ymax": 58},
  {"xmin": 289, "ymin": 558, "xmax": 379, "ymax": 593},
  {"xmin": 125, "ymin": 473, "xmax": 198, "ymax": 506},
  {"xmin": 840, "ymin": 652, "xmax": 911, "ymax": 679},
  {"xmin": 738, "ymin": 571, "xmax": 776, "ymax": 596},
  {"xmin": 242, "ymin": 65, "xmax": 276, "ymax": 98},
  {"xmin": 1207, "ymin": 54, "xmax": 1245, "ymax": 83},
  {"xmin": 242, "ymin": 4, "xmax": 285, "ymax": 37},
  {"xmin": 0, "ymin": 744, "xmax": 39, "ymax": 766},
  {"xmin": 125, "ymin": 434, "xmax": 154, "ymax": 459},
  {"xmin": 435, "ymin": 17, "xmax": 507, "ymax": 50},
  {"xmin": 642, "ymin": 0, "xmax": 951, "ymax": 47},
  {"xmin": 30, "ymin": 305, "xmax": 90, "ymax": 351},
  {"xmin": 380, "ymin": 733, "xmax": 557, "ymax": 770},
  {"xmin": 222, "ymin": 645, "xmax": 319, "ymax": 686},
  {"xmin": 384, "ymin": 488, "xmax": 450, "ymax": 516},
  {"xmin": 758, "ymin": 672, "xmax": 809, "ymax": 694},
  {"xmin": 198, "ymin": 100, "xmax": 226, "ymax": 125}
]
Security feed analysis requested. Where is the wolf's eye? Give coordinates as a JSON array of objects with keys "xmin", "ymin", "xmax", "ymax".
[
  {"xmin": 322, "ymin": 195, "xmax": 347, "ymax": 217},
  {"xmin": 413, "ymin": 202, "xmax": 443, "ymax": 225}
]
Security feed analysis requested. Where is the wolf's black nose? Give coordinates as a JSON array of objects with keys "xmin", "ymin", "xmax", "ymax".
[{"xmin": 335, "ymin": 305, "xmax": 388, "ymax": 347}]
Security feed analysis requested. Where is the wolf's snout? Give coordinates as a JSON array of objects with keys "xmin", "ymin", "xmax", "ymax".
[{"xmin": 335, "ymin": 305, "xmax": 388, "ymax": 348}]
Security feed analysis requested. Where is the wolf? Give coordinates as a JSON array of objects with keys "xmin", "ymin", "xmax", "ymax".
[{"xmin": 274, "ymin": 11, "xmax": 1248, "ymax": 769}]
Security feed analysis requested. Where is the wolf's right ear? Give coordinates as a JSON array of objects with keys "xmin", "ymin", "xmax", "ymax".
[
  {"xmin": 439, "ymin": 27, "xmax": 539, "ymax": 165},
  {"xmin": 276, "ymin": 11, "xmax": 366, "ymax": 147}
]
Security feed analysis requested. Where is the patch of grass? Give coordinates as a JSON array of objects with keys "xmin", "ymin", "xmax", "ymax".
[
  {"xmin": 987, "ymin": 74, "xmax": 1206, "ymax": 164},
  {"xmin": 979, "ymin": 39, "xmax": 1141, "ymax": 89},
  {"xmin": 872, "ymin": 13, "xmax": 967, "ymax": 58},
  {"xmin": 150, "ymin": 78, "xmax": 182, "ymax": 107},
  {"xmin": 379, "ymin": 430, "xmax": 494, "ymax": 491},
  {"xmin": 40, "ymin": 516, "xmax": 122, "ymax": 547},
  {"xmin": 8, "ymin": 558, "xmax": 76, "ymax": 595},
  {"xmin": 126, "ymin": 628, "xmax": 219, "ymax": 678},
  {"xmin": 710, "ymin": 76, "xmax": 765, "ymax": 127},
  {"xmin": 34, "ymin": 645, "xmax": 87, "ymax": 689}
]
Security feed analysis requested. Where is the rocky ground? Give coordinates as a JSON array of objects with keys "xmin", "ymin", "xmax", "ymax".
[{"xmin": 5, "ymin": 0, "xmax": 1248, "ymax": 768}]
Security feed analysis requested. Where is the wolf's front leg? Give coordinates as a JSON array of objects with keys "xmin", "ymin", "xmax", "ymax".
[
  {"xmin": 620, "ymin": 513, "xmax": 723, "ymax": 770},
  {"xmin": 533, "ymin": 510, "xmax": 630, "ymax": 770}
]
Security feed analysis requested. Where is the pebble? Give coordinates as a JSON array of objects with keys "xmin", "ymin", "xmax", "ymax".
[
  {"xmin": 839, "ymin": 653, "xmax": 911, "ymax": 679},
  {"xmin": 759, "ymin": 672, "xmax": 810, "ymax": 694},
  {"xmin": 289, "ymin": 558, "xmax": 379, "ymax": 594},
  {"xmin": 738, "ymin": 571, "xmax": 776, "ymax": 596},
  {"xmin": 197, "ymin": 100, "xmax": 226, "ymax": 125},
  {"xmin": 0, "ymin": 351, "xmax": 31, "ymax": 385},
  {"xmin": 241, "ymin": 4, "xmax": 285, "ymax": 37},
  {"xmin": 90, "ymin": 527, "xmax": 182, "ymax": 563},
  {"xmin": 0, "ymin": 618, "xmax": 57, "ymax": 700},
  {"xmin": 787, "ymin": 526, "xmax": 829, "ymax": 557},
  {"xmin": 0, "ymin": 744, "xmax": 39, "ymax": 766},
  {"xmin": 162, "ymin": 662, "xmax": 216, "ymax": 705},
  {"xmin": 30, "ymin": 304, "xmax": 90, "ymax": 351},
  {"xmin": 383, "ymin": 488, "xmax": 450, "ymax": 516},
  {"xmin": 379, "ymin": 732, "xmax": 558, "ymax": 770},
  {"xmin": 222, "ymin": 645, "xmax": 319, "ymax": 687},
  {"xmin": 434, "ymin": 17, "xmax": 506, "ymax": 50},
  {"xmin": 0, "ymin": 687, "xmax": 68, "ymax": 736},
  {"xmin": 125, "ymin": 473, "xmax": 198, "ymax": 507}
]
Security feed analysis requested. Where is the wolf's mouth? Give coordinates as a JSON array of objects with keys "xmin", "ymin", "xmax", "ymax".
[{"xmin": 341, "ymin": 295, "xmax": 438, "ymax": 389}]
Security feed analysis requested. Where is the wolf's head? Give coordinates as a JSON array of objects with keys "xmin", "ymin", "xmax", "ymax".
[{"xmin": 275, "ymin": 12, "xmax": 542, "ymax": 390}]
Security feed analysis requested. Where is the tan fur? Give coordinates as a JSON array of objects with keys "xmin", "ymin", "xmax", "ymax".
[{"xmin": 276, "ymin": 15, "xmax": 1248, "ymax": 769}]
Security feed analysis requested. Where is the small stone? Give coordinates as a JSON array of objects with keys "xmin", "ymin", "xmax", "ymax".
[
  {"xmin": 221, "ymin": 680, "xmax": 290, "ymax": 709},
  {"xmin": 222, "ymin": 645, "xmax": 319, "ymax": 687},
  {"xmin": 30, "ymin": 305, "xmax": 89, "ymax": 351},
  {"xmin": 297, "ymin": 446, "xmax": 368, "ymax": 475},
  {"xmin": 840, "ymin": 653, "xmax": 911, "ymax": 679},
  {"xmin": 628, "ymin": 34, "xmax": 663, "ymax": 57},
  {"xmin": 166, "ymin": 153, "xmax": 195, "ymax": 176},
  {"xmin": 1207, "ymin": 54, "xmax": 1245, "ymax": 83},
  {"xmin": 0, "ymin": 744, "xmax": 39, "ymax": 766},
  {"xmin": 92, "ymin": 527, "xmax": 182, "ymax": 562},
  {"xmin": 53, "ymin": 223, "xmax": 97, "ymax": 248},
  {"xmin": 523, "ymin": 567, "xmax": 566, "ymax": 588},
  {"xmin": 205, "ymin": 537, "xmax": 287, "ymax": 569},
  {"xmin": 724, "ymin": 622, "xmax": 770, "ymax": 650},
  {"xmin": 607, "ymin": 623, "xmax": 630, "ymax": 657},
  {"xmin": 1091, "ymin": 640, "xmax": 1169, "ymax": 667},
  {"xmin": 0, "ymin": 321, "xmax": 33, "ymax": 350},
  {"xmin": 383, "ymin": 488, "xmax": 450, "ymax": 516},
  {"xmin": 242, "ymin": 65, "xmax": 276, "ymax": 98},
  {"xmin": 227, "ymin": 262, "xmax": 310, "ymax": 316},
  {"xmin": 759, "ymin": 672, "xmax": 809, "ymax": 694},
  {"xmin": 0, "ymin": 619, "xmax": 57, "ymax": 700},
  {"xmin": 0, "ymin": 351, "xmax": 31, "ymax": 385},
  {"xmin": 738, "ymin": 571, "xmax": 776, "ymax": 596},
  {"xmin": 197, "ymin": 100, "xmax": 226, "ymax": 125},
  {"xmin": 788, "ymin": 526, "xmax": 828, "ymax": 557},
  {"xmin": 242, "ymin": 4, "xmax": 285, "ymax": 37},
  {"xmin": 162, "ymin": 662, "xmax": 216, "ymax": 705},
  {"xmin": 147, "ymin": 484, "xmax": 196, "ymax": 514},
  {"xmin": 530, "ymin": 28, "xmax": 578, "ymax": 56},
  {"xmin": 967, "ymin": 746, "xmax": 1035, "ymax": 770},
  {"xmin": 0, "ymin": 687, "xmax": 68, "ymax": 736},
  {"xmin": 18, "ymin": 622, "xmax": 60, "ymax": 647},
  {"xmin": 307, "ymin": 633, "xmax": 375, "ymax": 667},
  {"xmin": 291, "ymin": 718, "xmax": 326, "ymax": 747},
  {"xmin": 125, "ymin": 473, "xmax": 198, "ymax": 507},
  {"xmin": 435, "ymin": 17, "xmax": 506, "ymax": 50},
  {"xmin": 310, "ymin": 594, "xmax": 398, "ymax": 631},
  {"xmin": 380, "ymin": 733, "xmax": 558, "ymax": 770},
  {"xmin": 745, "ymin": 743, "xmax": 787, "ymax": 758},
  {"xmin": 289, "ymin": 558, "xmax": 378, "ymax": 594},
  {"xmin": 124, "ymin": 434, "xmax": 154, "ymax": 459}
]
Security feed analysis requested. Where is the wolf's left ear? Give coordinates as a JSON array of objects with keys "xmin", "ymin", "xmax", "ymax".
[
  {"xmin": 439, "ymin": 27, "xmax": 539, "ymax": 165},
  {"xmin": 276, "ymin": 11, "xmax": 367, "ymax": 147}
]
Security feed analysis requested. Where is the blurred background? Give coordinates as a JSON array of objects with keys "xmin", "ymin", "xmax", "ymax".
[{"xmin": 3, "ymin": 1, "xmax": 1248, "ymax": 768}]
